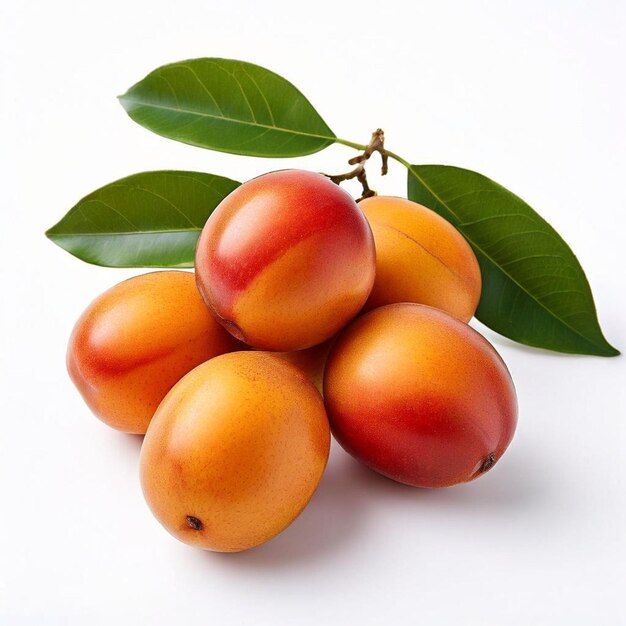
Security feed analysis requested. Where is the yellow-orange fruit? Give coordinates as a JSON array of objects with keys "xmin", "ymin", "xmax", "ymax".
[
  {"xmin": 324, "ymin": 303, "xmax": 517, "ymax": 488},
  {"xmin": 195, "ymin": 170, "xmax": 376, "ymax": 351},
  {"xmin": 67, "ymin": 271, "xmax": 240, "ymax": 434},
  {"xmin": 272, "ymin": 339, "xmax": 334, "ymax": 394},
  {"xmin": 140, "ymin": 351, "xmax": 330, "ymax": 552},
  {"xmin": 360, "ymin": 196, "xmax": 481, "ymax": 322}
]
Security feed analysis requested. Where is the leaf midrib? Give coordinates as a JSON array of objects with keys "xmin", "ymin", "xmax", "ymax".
[
  {"xmin": 48, "ymin": 228, "xmax": 202, "ymax": 237},
  {"xmin": 119, "ymin": 95, "xmax": 336, "ymax": 143},
  {"xmin": 408, "ymin": 165, "xmax": 607, "ymax": 353}
]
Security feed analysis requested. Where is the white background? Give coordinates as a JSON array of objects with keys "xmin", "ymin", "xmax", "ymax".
[{"xmin": 2, "ymin": 1, "xmax": 625, "ymax": 624}]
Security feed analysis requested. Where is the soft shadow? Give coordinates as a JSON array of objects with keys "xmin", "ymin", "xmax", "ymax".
[
  {"xmin": 193, "ymin": 440, "xmax": 547, "ymax": 568},
  {"xmin": 119, "ymin": 432, "xmax": 145, "ymax": 453},
  {"xmin": 209, "ymin": 445, "xmax": 368, "ymax": 569},
  {"xmin": 418, "ymin": 445, "xmax": 550, "ymax": 513},
  {"xmin": 318, "ymin": 441, "xmax": 549, "ymax": 516}
]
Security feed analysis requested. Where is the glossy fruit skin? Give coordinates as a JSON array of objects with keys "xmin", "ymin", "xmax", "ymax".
[
  {"xmin": 359, "ymin": 196, "xmax": 481, "ymax": 322},
  {"xmin": 324, "ymin": 303, "xmax": 517, "ymax": 488},
  {"xmin": 195, "ymin": 169, "xmax": 376, "ymax": 351},
  {"xmin": 140, "ymin": 351, "xmax": 330, "ymax": 552},
  {"xmin": 67, "ymin": 271, "xmax": 240, "ymax": 434}
]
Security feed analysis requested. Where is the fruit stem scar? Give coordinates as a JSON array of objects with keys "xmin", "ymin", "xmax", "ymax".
[
  {"xmin": 186, "ymin": 515, "xmax": 203, "ymax": 531},
  {"xmin": 479, "ymin": 452, "xmax": 497, "ymax": 474},
  {"xmin": 322, "ymin": 128, "xmax": 389, "ymax": 202}
]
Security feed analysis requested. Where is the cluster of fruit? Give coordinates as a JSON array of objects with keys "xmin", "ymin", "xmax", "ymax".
[{"xmin": 68, "ymin": 169, "xmax": 517, "ymax": 552}]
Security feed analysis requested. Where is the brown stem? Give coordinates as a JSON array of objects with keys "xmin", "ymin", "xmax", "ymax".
[{"xmin": 323, "ymin": 128, "xmax": 389, "ymax": 201}]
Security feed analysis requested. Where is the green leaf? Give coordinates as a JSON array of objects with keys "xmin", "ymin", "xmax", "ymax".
[
  {"xmin": 407, "ymin": 165, "xmax": 618, "ymax": 357},
  {"xmin": 46, "ymin": 170, "xmax": 240, "ymax": 268},
  {"xmin": 118, "ymin": 58, "xmax": 336, "ymax": 157}
]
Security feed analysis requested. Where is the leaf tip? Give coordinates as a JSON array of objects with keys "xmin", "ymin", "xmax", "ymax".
[
  {"xmin": 592, "ymin": 334, "xmax": 620, "ymax": 357},
  {"xmin": 602, "ymin": 344, "xmax": 621, "ymax": 357},
  {"xmin": 117, "ymin": 91, "xmax": 132, "ymax": 112}
]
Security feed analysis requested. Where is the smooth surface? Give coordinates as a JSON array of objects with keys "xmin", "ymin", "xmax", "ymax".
[
  {"xmin": 1, "ymin": 1, "xmax": 625, "ymax": 624},
  {"xmin": 324, "ymin": 304, "xmax": 517, "ymax": 487},
  {"xmin": 195, "ymin": 169, "xmax": 375, "ymax": 350},
  {"xmin": 68, "ymin": 271, "xmax": 239, "ymax": 433},
  {"xmin": 360, "ymin": 196, "xmax": 481, "ymax": 320},
  {"xmin": 141, "ymin": 352, "xmax": 330, "ymax": 551}
]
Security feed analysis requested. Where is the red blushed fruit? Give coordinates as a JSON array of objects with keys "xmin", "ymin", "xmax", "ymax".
[
  {"xmin": 195, "ymin": 170, "xmax": 376, "ymax": 351},
  {"xmin": 67, "ymin": 271, "xmax": 240, "ymax": 434},
  {"xmin": 323, "ymin": 303, "xmax": 518, "ymax": 488}
]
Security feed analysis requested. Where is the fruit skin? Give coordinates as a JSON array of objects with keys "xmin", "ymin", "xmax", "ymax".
[
  {"xmin": 195, "ymin": 169, "xmax": 376, "ymax": 351},
  {"xmin": 324, "ymin": 303, "xmax": 517, "ymax": 488},
  {"xmin": 272, "ymin": 339, "xmax": 334, "ymax": 394},
  {"xmin": 359, "ymin": 196, "xmax": 481, "ymax": 322},
  {"xmin": 140, "ymin": 351, "xmax": 330, "ymax": 552},
  {"xmin": 67, "ymin": 271, "xmax": 240, "ymax": 434}
]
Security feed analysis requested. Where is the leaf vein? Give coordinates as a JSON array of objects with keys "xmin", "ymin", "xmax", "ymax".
[
  {"xmin": 240, "ymin": 64, "xmax": 276, "ymax": 125},
  {"xmin": 120, "ymin": 97, "xmax": 335, "ymax": 142},
  {"xmin": 177, "ymin": 64, "xmax": 225, "ymax": 116},
  {"xmin": 84, "ymin": 198, "xmax": 140, "ymax": 230}
]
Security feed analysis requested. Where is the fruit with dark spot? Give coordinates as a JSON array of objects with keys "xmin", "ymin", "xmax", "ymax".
[
  {"xmin": 324, "ymin": 303, "xmax": 517, "ymax": 488},
  {"xmin": 140, "ymin": 351, "xmax": 330, "ymax": 551}
]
